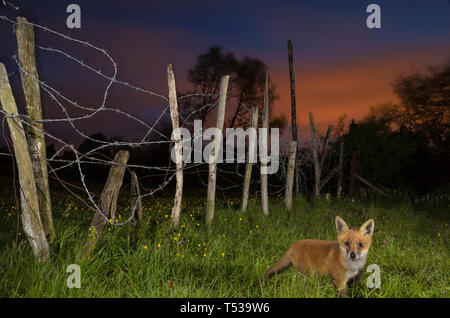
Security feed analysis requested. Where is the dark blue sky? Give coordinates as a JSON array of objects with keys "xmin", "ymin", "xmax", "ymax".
[{"xmin": 0, "ymin": 0, "xmax": 449, "ymax": 145}]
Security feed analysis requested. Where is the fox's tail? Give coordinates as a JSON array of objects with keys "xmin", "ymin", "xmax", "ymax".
[{"xmin": 263, "ymin": 253, "xmax": 292, "ymax": 285}]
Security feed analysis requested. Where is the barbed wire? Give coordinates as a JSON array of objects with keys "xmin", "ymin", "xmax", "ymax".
[{"xmin": 0, "ymin": 14, "xmax": 345, "ymax": 230}]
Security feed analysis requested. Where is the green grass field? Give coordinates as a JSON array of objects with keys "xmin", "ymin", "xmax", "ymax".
[{"xmin": 0, "ymin": 188, "xmax": 448, "ymax": 298}]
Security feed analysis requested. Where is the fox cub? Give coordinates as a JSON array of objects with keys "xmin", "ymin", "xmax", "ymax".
[{"xmin": 264, "ymin": 216, "xmax": 374, "ymax": 297}]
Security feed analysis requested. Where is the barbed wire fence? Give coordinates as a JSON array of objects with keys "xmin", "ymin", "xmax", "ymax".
[{"xmin": 0, "ymin": 12, "xmax": 350, "ymax": 256}]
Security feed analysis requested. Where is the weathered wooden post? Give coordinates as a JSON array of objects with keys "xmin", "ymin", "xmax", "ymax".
[
  {"xmin": 319, "ymin": 125, "xmax": 333, "ymax": 173},
  {"xmin": 79, "ymin": 150, "xmax": 129, "ymax": 261},
  {"xmin": 16, "ymin": 16, "xmax": 54, "ymax": 240},
  {"xmin": 260, "ymin": 73, "xmax": 270, "ymax": 216},
  {"xmin": 337, "ymin": 140, "xmax": 344, "ymax": 196},
  {"xmin": 167, "ymin": 64, "xmax": 183, "ymax": 229},
  {"xmin": 0, "ymin": 63, "xmax": 49, "ymax": 261},
  {"xmin": 287, "ymin": 39, "xmax": 300, "ymax": 195},
  {"xmin": 241, "ymin": 106, "xmax": 258, "ymax": 212},
  {"xmin": 284, "ymin": 141, "xmax": 297, "ymax": 211},
  {"xmin": 205, "ymin": 75, "xmax": 229, "ymax": 226},
  {"xmin": 309, "ymin": 112, "xmax": 320, "ymax": 197}
]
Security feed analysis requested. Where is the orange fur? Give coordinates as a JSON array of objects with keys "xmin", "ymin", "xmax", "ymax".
[{"xmin": 263, "ymin": 216, "xmax": 374, "ymax": 297}]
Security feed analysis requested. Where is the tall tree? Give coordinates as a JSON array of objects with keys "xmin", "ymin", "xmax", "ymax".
[
  {"xmin": 229, "ymin": 57, "xmax": 278, "ymax": 129},
  {"xmin": 343, "ymin": 116, "xmax": 416, "ymax": 188},
  {"xmin": 185, "ymin": 46, "xmax": 280, "ymax": 129},
  {"xmin": 391, "ymin": 61, "xmax": 450, "ymax": 191},
  {"xmin": 392, "ymin": 62, "xmax": 450, "ymax": 154},
  {"xmin": 185, "ymin": 46, "xmax": 238, "ymax": 122}
]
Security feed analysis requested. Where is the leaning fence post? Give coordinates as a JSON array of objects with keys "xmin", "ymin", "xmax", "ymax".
[
  {"xmin": 319, "ymin": 125, "xmax": 333, "ymax": 173},
  {"xmin": 0, "ymin": 62, "xmax": 49, "ymax": 261},
  {"xmin": 241, "ymin": 106, "xmax": 258, "ymax": 212},
  {"xmin": 284, "ymin": 141, "xmax": 297, "ymax": 211},
  {"xmin": 260, "ymin": 73, "xmax": 270, "ymax": 216},
  {"xmin": 167, "ymin": 64, "xmax": 184, "ymax": 229},
  {"xmin": 16, "ymin": 16, "xmax": 54, "ymax": 240},
  {"xmin": 79, "ymin": 150, "xmax": 129, "ymax": 261},
  {"xmin": 205, "ymin": 75, "xmax": 229, "ymax": 226},
  {"xmin": 131, "ymin": 171, "xmax": 143, "ymax": 223},
  {"xmin": 309, "ymin": 112, "xmax": 320, "ymax": 197}
]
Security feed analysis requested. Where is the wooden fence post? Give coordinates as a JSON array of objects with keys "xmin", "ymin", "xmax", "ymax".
[
  {"xmin": 16, "ymin": 16, "xmax": 54, "ymax": 240},
  {"xmin": 319, "ymin": 125, "xmax": 333, "ymax": 172},
  {"xmin": 79, "ymin": 150, "xmax": 129, "ymax": 261},
  {"xmin": 287, "ymin": 39, "xmax": 300, "ymax": 196},
  {"xmin": 206, "ymin": 75, "xmax": 229, "ymax": 226},
  {"xmin": 337, "ymin": 140, "xmax": 344, "ymax": 196},
  {"xmin": 260, "ymin": 73, "xmax": 270, "ymax": 216},
  {"xmin": 284, "ymin": 141, "xmax": 297, "ymax": 211},
  {"xmin": 309, "ymin": 112, "xmax": 320, "ymax": 197},
  {"xmin": 167, "ymin": 64, "xmax": 183, "ymax": 229},
  {"xmin": 0, "ymin": 62, "xmax": 49, "ymax": 261},
  {"xmin": 241, "ymin": 106, "xmax": 258, "ymax": 212}
]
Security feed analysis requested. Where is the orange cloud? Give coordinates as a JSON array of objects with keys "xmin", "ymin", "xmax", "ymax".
[{"xmin": 269, "ymin": 45, "xmax": 449, "ymax": 134}]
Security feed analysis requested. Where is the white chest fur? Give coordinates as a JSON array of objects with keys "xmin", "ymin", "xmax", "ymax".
[{"xmin": 341, "ymin": 248, "xmax": 368, "ymax": 281}]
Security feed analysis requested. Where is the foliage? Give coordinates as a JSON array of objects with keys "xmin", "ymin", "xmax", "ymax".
[
  {"xmin": 184, "ymin": 46, "xmax": 283, "ymax": 129},
  {"xmin": 342, "ymin": 117, "xmax": 416, "ymax": 188},
  {"xmin": 392, "ymin": 61, "xmax": 450, "ymax": 154},
  {"xmin": 338, "ymin": 61, "xmax": 450, "ymax": 193}
]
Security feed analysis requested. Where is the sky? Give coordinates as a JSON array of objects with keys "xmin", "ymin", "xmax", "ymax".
[{"xmin": 0, "ymin": 0, "xmax": 449, "ymax": 145}]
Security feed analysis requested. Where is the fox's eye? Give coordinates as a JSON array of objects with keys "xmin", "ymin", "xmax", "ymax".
[
  {"xmin": 345, "ymin": 242, "xmax": 350, "ymax": 247},
  {"xmin": 359, "ymin": 243, "xmax": 363, "ymax": 248}
]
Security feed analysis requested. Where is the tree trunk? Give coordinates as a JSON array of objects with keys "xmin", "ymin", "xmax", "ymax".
[
  {"xmin": 16, "ymin": 16, "xmax": 54, "ymax": 241},
  {"xmin": 0, "ymin": 62, "xmax": 49, "ymax": 261},
  {"xmin": 79, "ymin": 150, "xmax": 129, "ymax": 261},
  {"xmin": 241, "ymin": 106, "xmax": 258, "ymax": 212},
  {"xmin": 168, "ymin": 64, "xmax": 184, "ymax": 229},
  {"xmin": 309, "ymin": 112, "xmax": 320, "ymax": 197},
  {"xmin": 260, "ymin": 73, "xmax": 270, "ymax": 216},
  {"xmin": 229, "ymin": 93, "xmax": 243, "ymax": 129},
  {"xmin": 205, "ymin": 75, "xmax": 229, "ymax": 226},
  {"xmin": 284, "ymin": 141, "xmax": 297, "ymax": 211}
]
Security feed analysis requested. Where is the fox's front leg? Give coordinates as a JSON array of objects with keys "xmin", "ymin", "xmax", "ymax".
[
  {"xmin": 332, "ymin": 275, "xmax": 347, "ymax": 297},
  {"xmin": 337, "ymin": 283, "xmax": 347, "ymax": 297}
]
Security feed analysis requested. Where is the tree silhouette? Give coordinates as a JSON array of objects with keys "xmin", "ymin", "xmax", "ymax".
[
  {"xmin": 185, "ymin": 46, "xmax": 239, "ymax": 122},
  {"xmin": 343, "ymin": 116, "xmax": 416, "ymax": 188},
  {"xmin": 185, "ymin": 46, "xmax": 281, "ymax": 129},
  {"xmin": 393, "ymin": 61, "xmax": 450, "ymax": 155},
  {"xmin": 391, "ymin": 61, "xmax": 450, "ymax": 192}
]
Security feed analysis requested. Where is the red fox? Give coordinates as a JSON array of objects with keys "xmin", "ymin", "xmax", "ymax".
[{"xmin": 263, "ymin": 216, "xmax": 374, "ymax": 297}]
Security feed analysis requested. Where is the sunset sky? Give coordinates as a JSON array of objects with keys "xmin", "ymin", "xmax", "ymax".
[{"xmin": 0, "ymin": 0, "xmax": 449, "ymax": 144}]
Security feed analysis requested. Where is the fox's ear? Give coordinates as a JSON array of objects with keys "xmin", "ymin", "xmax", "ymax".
[
  {"xmin": 360, "ymin": 219, "xmax": 374, "ymax": 237},
  {"xmin": 335, "ymin": 216, "xmax": 348, "ymax": 234}
]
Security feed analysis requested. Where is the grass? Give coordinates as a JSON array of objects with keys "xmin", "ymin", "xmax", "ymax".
[{"xmin": 0, "ymin": 188, "xmax": 448, "ymax": 298}]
